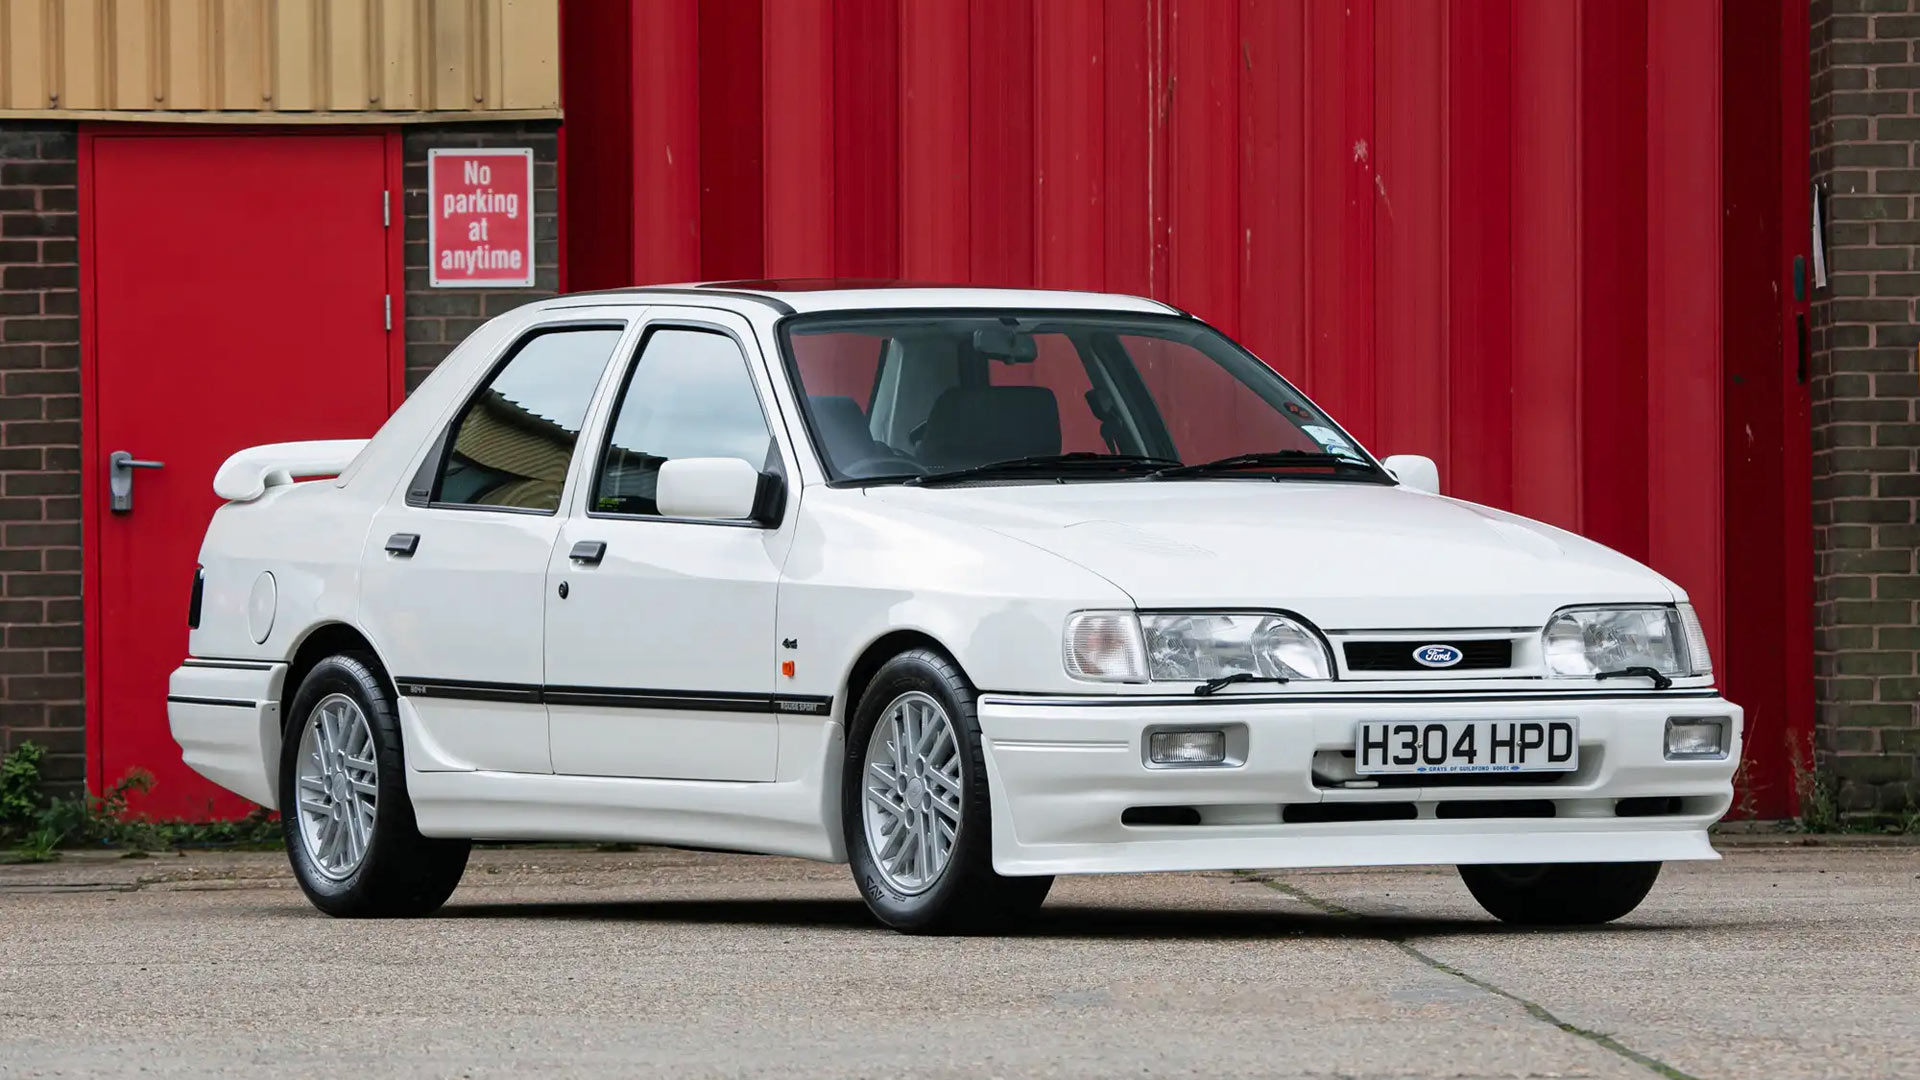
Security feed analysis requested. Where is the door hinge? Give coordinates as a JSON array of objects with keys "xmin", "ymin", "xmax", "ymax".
[
  {"xmin": 384, "ymin": 294, "xmax": 392, "ymax": 332},
  {"xmin": 382, "ymin": 191, "xmax": 391, "ymax": 227}
]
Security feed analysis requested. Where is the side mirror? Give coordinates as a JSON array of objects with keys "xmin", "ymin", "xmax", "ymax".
[
  {"xmin": 1381, "ymin": 454, "xmax": 1440, "ymax": 495},
  {"xmin": 655, "ymin": 457, "xmax": 782, "ymax": 523}
]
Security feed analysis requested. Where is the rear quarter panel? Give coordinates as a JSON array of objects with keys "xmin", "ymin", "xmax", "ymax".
[{"xmin": 189, "ymin": 480, "xmax": 379, "ymax": 662}]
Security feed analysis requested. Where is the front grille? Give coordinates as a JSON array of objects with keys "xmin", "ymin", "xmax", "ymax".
[
  {"xmin": 1615, "ymin": 796, "xmax": 1682, "ymax": 817},
  {"xmin": 1343, "ymin": 638, "xmax": 1514, "ymax": 671},
  {"xmin": 1348, "ymin": 771, "xmax": 1575, "ymax": 789},
  {"xmin": 1282, "ymin": 802, "xmax": 1417, "ymax": 824},
  {"xmin": 1434, "ymin": 799, "xmax": 1556, "ymax": 819}
]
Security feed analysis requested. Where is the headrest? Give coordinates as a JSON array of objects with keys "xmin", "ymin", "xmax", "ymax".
[
  {"xmin": 808, "ymin": 395, "xmax": 879, "ymax": 465},
  {"xmin": 919, "ymin": 386, "xmax": 1062, "ymax": 467}
]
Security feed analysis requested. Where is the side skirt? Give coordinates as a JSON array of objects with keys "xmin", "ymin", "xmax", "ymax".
[{"xmin": 407, "ymin": 719, "xmax": 848, "ymax": 863}]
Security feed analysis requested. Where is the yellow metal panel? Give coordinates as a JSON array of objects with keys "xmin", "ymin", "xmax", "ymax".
[
  {"xmin": 495, "ymin": 0, "xmax": 554, "ymax": 110},
  {"xmin": 162, "ymin": 0, "xmax": 211, "ymax": 110},
  {"xmin": 59, "ymin": 0, "xmax": 107, "ymax": 109},
  {"xmin": 109, "ymin": 0, "xmax": 157, "ymax": 109},
  {"xmin": 3, "ymin": 0, "xmax": 51, "ymax": 109},
  {"xmin": 325, "ymin": 0, "xmax": 369, "ymax": 110},
  {"xmin": 0, "ymin": 0, "xmax": 559, "ymax": 118},
  {"xmin": 374, "ymin": 0, "xmax": 418, "ymax": 109},
  {"xmin": 428, "ymin": 0, "xmax": 471, "ymax": 111},
  {"xmin": 216, "ymin": 0, "xmax": 265, "ymax": 109},
  {"xmin": 272, "ymin": 0, "xmax": 314, "ymax": 110}
]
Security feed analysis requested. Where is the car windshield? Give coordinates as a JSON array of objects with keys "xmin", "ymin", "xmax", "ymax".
[{"xmin": 779, "ymin": 310, "xmax": 1382, "ymax": 485}]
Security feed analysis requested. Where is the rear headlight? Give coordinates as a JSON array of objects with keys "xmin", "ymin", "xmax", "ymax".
[{"xmin": 188, "ymin": 565, "xmax": 204, "ymax": 629}]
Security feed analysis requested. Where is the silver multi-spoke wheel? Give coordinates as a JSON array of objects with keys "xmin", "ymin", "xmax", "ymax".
[
  {"xmin": 293, "ymin": 692, "xmax": 379, "ymax": 880},
  {"xmin": 861, "ymin": 690, "xmax": 964, "ymax": 895}
]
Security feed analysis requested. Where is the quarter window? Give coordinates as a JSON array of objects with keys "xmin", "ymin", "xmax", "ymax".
[
  {"xmin": 435, "ymin": 327, "xmax": 623, "ymax": 513},
  {"xmin": 593, "ymin": 328, "xmax": 777, "ymax": 517}
]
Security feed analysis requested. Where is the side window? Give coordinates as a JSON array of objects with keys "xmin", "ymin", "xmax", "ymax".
[
  {"xmin": 435, "ymin": 327, "xmax": 623, "ymax": 513},
  {"xmin": 592, "ymin": 328, "xmax": 776, "ymax": 517}
]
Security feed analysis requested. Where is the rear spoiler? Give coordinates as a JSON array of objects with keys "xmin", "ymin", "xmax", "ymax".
[{"xmin": 213, "ymin": 440, "xmax": 369, "ymax": 503}]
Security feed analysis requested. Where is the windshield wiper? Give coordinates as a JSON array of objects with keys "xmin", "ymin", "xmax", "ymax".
[
  {"xmin": 904, "ymin": 452, "xmax": 1179, "ymax": 488},
  {"xmin": 1152, "ymin": 450, "xmax": 1379, "ymax": 480},
  {"xmin": 1593, "ymin": 666, "xmax": 1674, "ymax": 691},
  {"xmin": 1193, "ymin": 672, "xmax": 1290, "ymax": 696}
]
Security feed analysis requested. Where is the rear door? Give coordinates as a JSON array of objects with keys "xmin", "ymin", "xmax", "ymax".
[
  {"xmin": 358, "ymin": 318, "xmax": 631, "ymax": 774},
  {"xmin": 543, "ymin": 309, "xmax": 795, "ymax": 781},
  {"xmin": 90, "ymin": 134, "xmax": 394, "ymax": 818}
]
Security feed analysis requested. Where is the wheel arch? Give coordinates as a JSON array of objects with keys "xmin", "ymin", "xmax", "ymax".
[
  {"xmin": 280, "ymin": 621, "xmax": 397, "ymax": 724},
  {"xmin": 824, "ymin": 628, "xmax": 968, "ymax": 846},
  {"xmin": 839, "ymin": 628, "xmax": 967, "ymax": 726}
]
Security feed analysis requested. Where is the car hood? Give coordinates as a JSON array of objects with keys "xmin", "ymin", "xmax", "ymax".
[{"xmin": 865, "ymin": 481, "xmax": 1677, "ymax": 628}]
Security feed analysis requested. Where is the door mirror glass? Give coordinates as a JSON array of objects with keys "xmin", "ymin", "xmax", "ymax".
[
  {"xmin": 655, "ymin": 457, "xmax": 765, "ymax": 521},
  {"xmin": 1382, "ymin": 454, "xmax": 1440, "ymax": 495}
]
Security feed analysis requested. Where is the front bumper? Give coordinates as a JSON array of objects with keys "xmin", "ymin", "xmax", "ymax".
[{"xmin": 977, "ymin": 691, "xmax": 1742, "ymax": 876}]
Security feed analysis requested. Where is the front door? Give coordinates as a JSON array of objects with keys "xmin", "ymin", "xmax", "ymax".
[
  {"xmin": 89, "ymin": 133, "xmax": 396, "ymax": 818},
  {"xmin": 544, "ymin": 313, "xmax": 792, "ymax": 781}
]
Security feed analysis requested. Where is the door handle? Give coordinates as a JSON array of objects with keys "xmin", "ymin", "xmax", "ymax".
[
  {"xmin": 385, "ymin": 533, "xmax": 420, "ymax": 557},
  {"xmin": 569, "ymin": 540, "xmax": 606, "ymax": 566},
  {"xmin": 108, "ymin": 450, "xmax": 165, "ymax": 513}
]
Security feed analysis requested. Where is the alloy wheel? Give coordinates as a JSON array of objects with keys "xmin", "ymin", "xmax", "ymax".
[
  {"xmin": 293, "ymin": 693, "xmax": 379, "ymax": 880},
  {"xmin": 860, "ymin": 690, "xmax": 964, "ymax": 895}
]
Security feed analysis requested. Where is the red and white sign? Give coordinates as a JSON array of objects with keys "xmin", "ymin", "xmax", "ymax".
[{"xmin": 428, "ymin": 148, "xmax": 535, "ymax": 288}]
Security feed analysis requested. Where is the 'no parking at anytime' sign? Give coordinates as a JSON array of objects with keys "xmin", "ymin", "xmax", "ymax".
[{"xmin": 429, "ymin": 148, "xmax": 534, "ymax": 288}]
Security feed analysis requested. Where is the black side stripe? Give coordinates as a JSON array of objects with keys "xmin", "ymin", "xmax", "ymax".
[
  {"xmin": 395, "ymin": 678, "xmax": 832, "ymax": 716},
  {"xmin": 393, "ymin": 678, "xmax": 541, "ymax": 704},
  {"xmin": 167, "ymin": 695, "xmax": 260, "ymax": 709},
  {"xmin": 181, "ymin": 658, "xmax": 278, "ymax": 672}
]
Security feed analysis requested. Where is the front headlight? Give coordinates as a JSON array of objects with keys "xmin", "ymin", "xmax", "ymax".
[
  {"xmin": 1064, "ymin": 611, "xmax": 1332, "ymax": 683},
  {"xmin": 1542, "ymin": 605, "xmax": 1706, "ymax": 678}
]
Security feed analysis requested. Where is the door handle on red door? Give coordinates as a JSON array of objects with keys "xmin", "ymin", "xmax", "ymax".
[
  {"xmin": 569, "ymin": 540, "xmax": 606, "ymax": 566},
  {"xmin": 107, "ymin": 450, "xmax": 164, "ymax": 513}
]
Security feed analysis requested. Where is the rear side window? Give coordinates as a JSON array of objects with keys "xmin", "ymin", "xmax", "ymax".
[
  {"xmin": 592, "ymin": 328, "xmax": 776, "ymax": 517},
  {"xmin": 435, "ymin": 327, "xmax": 623, "ymax": 512}
]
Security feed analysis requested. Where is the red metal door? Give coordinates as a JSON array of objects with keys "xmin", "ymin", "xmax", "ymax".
[{"xmin": 83, "ymin": 133, "xmax": 399, "ymax": 818}]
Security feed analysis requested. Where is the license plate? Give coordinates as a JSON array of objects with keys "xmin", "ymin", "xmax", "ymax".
[{"xmin": 1354, "ymin": 719, "xmax": 1578, "ymax": 775}]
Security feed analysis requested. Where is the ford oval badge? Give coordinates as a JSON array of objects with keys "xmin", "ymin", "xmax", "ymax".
[{"xmin": 1413, "ymin": 644, "xmax": 1463, "ymax": 668}]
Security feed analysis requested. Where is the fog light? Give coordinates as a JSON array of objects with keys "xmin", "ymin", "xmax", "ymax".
[
  {"xmin": 1665, "ymin": 717, "xmax": 1728, "ymax": 760},
  {"xmin": 1149, "ymin": 729, "xmax": 1227, "ymax": 765}
]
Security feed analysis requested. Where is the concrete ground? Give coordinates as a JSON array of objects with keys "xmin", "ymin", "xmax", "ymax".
[{"xmin": 0, "ymin": 839, "xmax": 1913, "ymax": 1079}]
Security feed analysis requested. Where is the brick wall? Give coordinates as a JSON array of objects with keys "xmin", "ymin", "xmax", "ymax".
[
  {"xmin": 1810, "ymin": 0, "xmax": 1920, "ymax": 818},
  {"xmin": 402, "ymin": 122, "xmax": 561, "ymax": 390},
  {"xmin": 0, "ymin": 124, "xmax": 82, "ymax": 794}
]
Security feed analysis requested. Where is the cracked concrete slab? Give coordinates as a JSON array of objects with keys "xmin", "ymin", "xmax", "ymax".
[{"xmin": 0, "ymin": 842, "xmax": 1912, "ymax": 1078}]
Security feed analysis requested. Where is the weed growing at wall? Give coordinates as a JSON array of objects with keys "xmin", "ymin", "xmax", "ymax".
[{"xmin": 0, "ymin": 741, "xmax": 281, "ymax": 862}]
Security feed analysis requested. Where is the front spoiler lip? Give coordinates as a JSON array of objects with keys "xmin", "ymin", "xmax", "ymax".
[
  {"xmin": 975, "ymin": 691, "xmax": 1741, "ymax": 876},
  {"xmin": 979, "ymin": 688, "xmax": 1726, "ymax": 707}
]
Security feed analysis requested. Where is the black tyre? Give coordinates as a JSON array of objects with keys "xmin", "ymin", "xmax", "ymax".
[
  {"xmin": 842, "ymin": 648, "xmax": 1053, "ymax": 933},
  {"xmin": 1458, "ymin": 861, "xmax": 1661, "ymax": 925},
  {"xmin": 279, "ymin": 653, "xmax": 470, "ymax": 917}
]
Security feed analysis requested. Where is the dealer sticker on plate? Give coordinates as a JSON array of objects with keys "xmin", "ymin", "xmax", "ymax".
[{"xmin": 1355, "ymin": 719, "xmax": 1579, "ymax": 775}]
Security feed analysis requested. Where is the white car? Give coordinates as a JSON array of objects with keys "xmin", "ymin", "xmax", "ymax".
[{"xmin": 170, "ymin": 282, "xmax": 1741, "ymax": 932}]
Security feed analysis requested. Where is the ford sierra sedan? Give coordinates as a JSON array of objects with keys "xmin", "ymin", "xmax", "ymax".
[{"xmin": 170, "ymin": 281, "xmax": 1741, "ymax": 932}]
